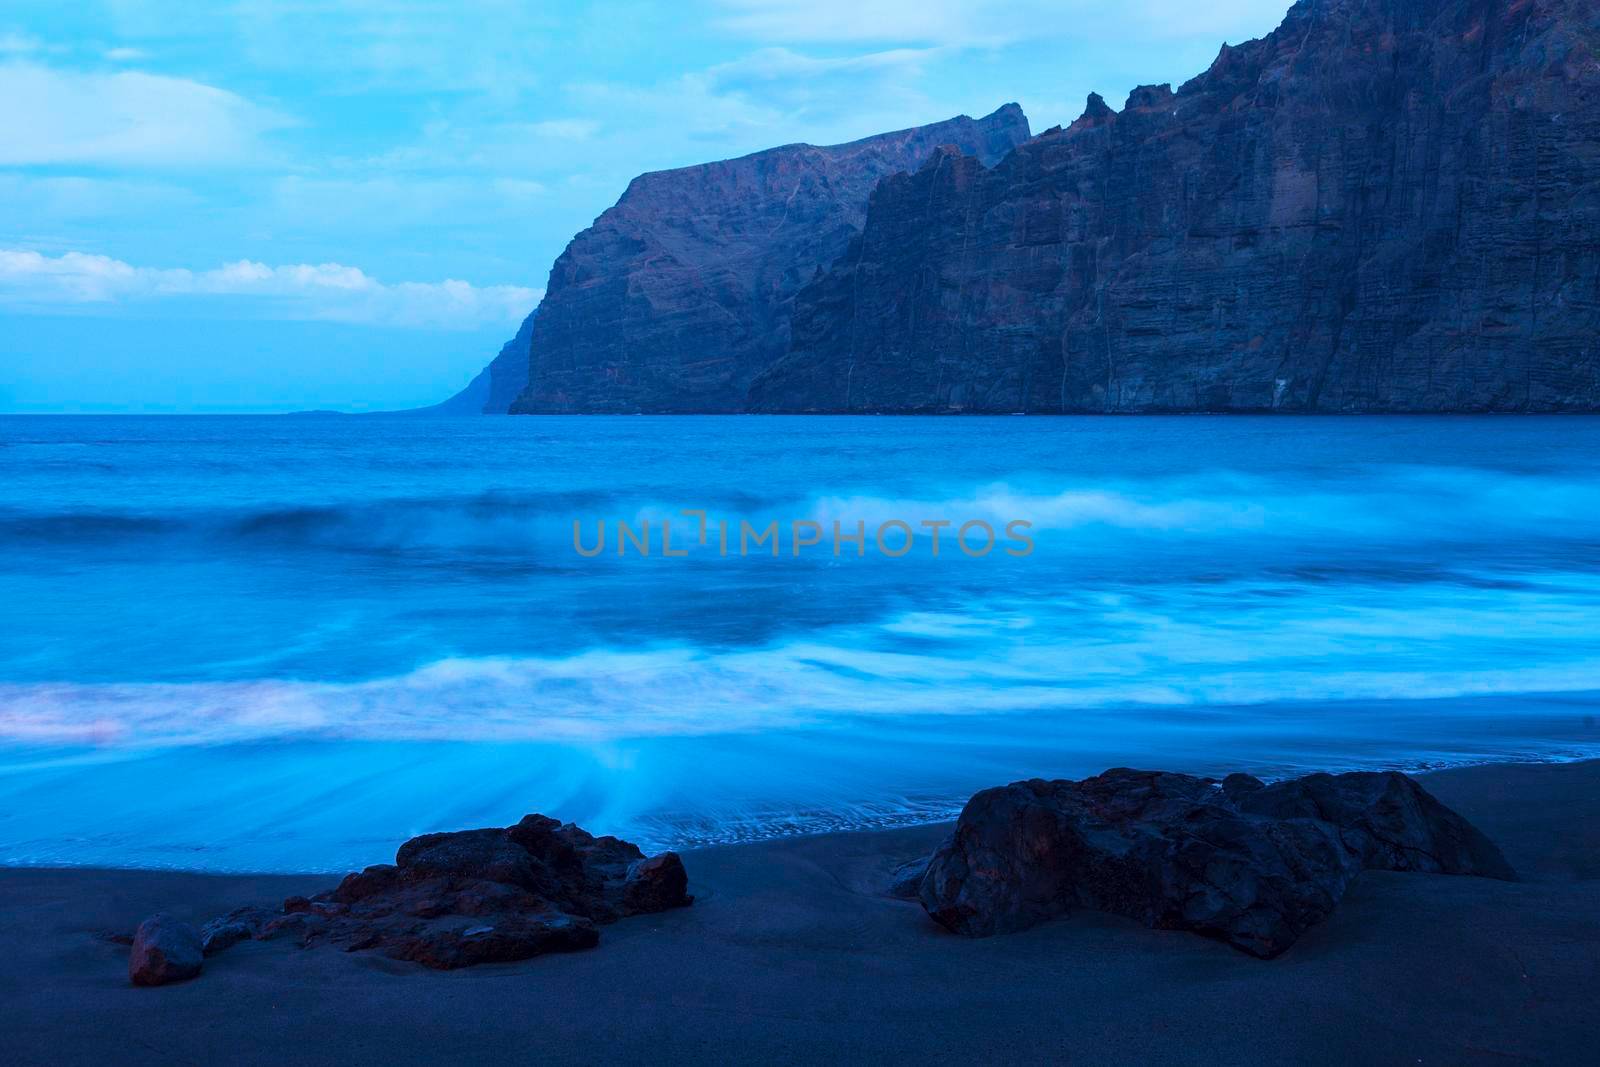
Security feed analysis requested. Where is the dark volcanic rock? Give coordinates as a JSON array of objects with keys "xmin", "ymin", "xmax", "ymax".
[
  {"xmin": 200, "ymin": 816, "xmax": 691, "ymax": 970},
  {"xmin": 509, "ymin": 105, "xmax": 1030, "ymax": 413},
  {"xmin": 128, "ymin": 914, "xmax": 203, "ymax": 986},
  {"xmin": 917, "ymin": 768, "xmax": 1515, "ymax": 957},
  {"xmin": 622, "ymin": 852, "xmax": 692, "ymax": 913},
  {"xmin": 750, "ymin": 0, "xmax": 1600, "ymax": 412}
]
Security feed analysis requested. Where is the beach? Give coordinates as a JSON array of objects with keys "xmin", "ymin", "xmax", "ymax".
[
  {"xmin": 3, "ymin": 758, "xmax": 1596, "ymax": 1065},
  {"xmin": 8, "ymin": 0, "xmax": 1600, "ymax": 1062}
]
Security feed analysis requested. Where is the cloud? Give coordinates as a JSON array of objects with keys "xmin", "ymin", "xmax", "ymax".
[
  {"xmin": 0, "ymin": 32, "xmax": 46, "ymax": 55},
  {"xmin": 714, "ymin": 0, "xmax": 989, "ymax": 45},
  {"xmin": 263, "ymin": 176, "xmax": 550, "ymax": 238},
  {"xmin": 558, "ymin": 45, "xmax": 953, "ymax": 161},
  {"xmin": 0, "ymin": 173, "xmax": 198, "ymax": 221},
  {"xmin": 0, "ymin": 62, "xmax": 290, "ymax": 166},
  {"xmin": 702, "ymin": 46, "xmax": 942, "ymax": 88},
  {"xmin": 223, "ymin": 0, "xmax": 562, "ymax": 94},
  {"xmin": 712, "ymin": 0, "xmax": 1291, "ymax": 46},
  {"xmin": 103, "ymin": 46, "xmax": 150, "ymax": 62},
  {"xmin": 524, "ymin": 118, "xmax": 600, "ymax": 141},
  {"xmin": 0, "ymin": 249, "xmax": 540, "ymax": 329}
]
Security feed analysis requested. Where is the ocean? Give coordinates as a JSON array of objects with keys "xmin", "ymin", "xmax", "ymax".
[{"xmin": 2, "ymin": 414, "xmax": 1598, "ymax": 872}]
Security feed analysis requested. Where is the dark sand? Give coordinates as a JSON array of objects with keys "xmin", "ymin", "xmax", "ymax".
[{"xmin": 3, "ymin": 760, "xmax": 1597, "ymax": 1065}]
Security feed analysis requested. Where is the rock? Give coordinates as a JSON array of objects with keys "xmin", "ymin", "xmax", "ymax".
[
  {"xmin": 622, "ymin": 852, "xmax": 691, "ymax": 913},
  {"xmin": 128, "ymin": 914, "xmax": 203, "ymax": 986},
  {"xmin": 509, "ymin": 105, "xmax": 1030, "ymax": 413},
  {"xmin": 197, "ymin": 815, "xmax": 692, "ymax": 970},
  {"xmin": 917, "ymin": 768, "xmax": 1515, "ymax": 958},
  {"xmin": 750, "ymin": 0, "xmax": 1600, "ymax": 413},
  {"xmin": 394, "ymin": 827, "xmax": 547, "ymax": 890},
  {"xmin": 258, "ymin": 912, "xmax": 330, "ymax": 946},
  {"xmin": 380, "ymin": 912, "xmax": 598, "ymax": 970},
  {"xmin": 198, "ymin": 907, "xmax": 274, "ymax": 956},
  {"xmin": 887, "ymin": 858, "xmax": 931, "ymax": 899}
]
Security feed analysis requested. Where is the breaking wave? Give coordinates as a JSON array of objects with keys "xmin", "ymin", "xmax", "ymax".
[
  {"xmin": 6, "ymin": 414, "xmax": 1600, "ymax": 869},
  {"xmin": 8, "ymin": 576, "xmax": 1600, "ymax": 748}
]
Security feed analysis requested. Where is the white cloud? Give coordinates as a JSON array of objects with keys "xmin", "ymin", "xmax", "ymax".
[
  {"xmin": 103, "ymin": 46, "xmax": 150, "ymax": 62},
  {"xmin": 0, "ymin": 249, "xmax": 540, "ymax": 329},
  {"xmin": 0, "ymin": 62, "xmax": 290, "ymax": 166}
]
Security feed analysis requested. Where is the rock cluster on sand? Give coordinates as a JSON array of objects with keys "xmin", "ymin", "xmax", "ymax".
[
  {"xmin": 913, "ymin": 768, "xmax": 1516, "ymax": 957},
  {"xmin": 128, "ymin": 914, "xmax": 204, "ymax": 986},
  {"xmin": 134, "ymin": 815, "xmax": 690, "ymax": 980}
]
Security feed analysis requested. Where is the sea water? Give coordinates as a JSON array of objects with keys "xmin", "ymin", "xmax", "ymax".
[{"xmin": 2, "ymin": 414, "xmax": 1598, "ymax": 871}]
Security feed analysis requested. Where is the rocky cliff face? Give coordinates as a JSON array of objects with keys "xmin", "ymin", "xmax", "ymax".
[
  {"xmin": 509, "ymin": 106, "xmax": 1031, "ymax": 413},
  {"xmin": 425, "ymin": 309, "xmax": 537, "ymax": 415},
  {"xmin": 749, "ymin": 0, "xmax": 1600, "ymax": 413}
]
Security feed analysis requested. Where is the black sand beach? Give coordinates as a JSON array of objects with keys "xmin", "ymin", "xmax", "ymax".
[{"xmin": 3, "ymin": 760, "xmax": 1597, "ymax": 1065}]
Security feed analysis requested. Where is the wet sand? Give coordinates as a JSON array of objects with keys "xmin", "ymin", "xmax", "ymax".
[{"xmin": 3, "ymin": 759, "xmax": 1597, "ymax": 1065}]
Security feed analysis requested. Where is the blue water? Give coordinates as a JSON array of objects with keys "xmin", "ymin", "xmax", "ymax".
[{"xmin": 2, "ymin": 414, "xmax": 1599, "ymax": 872}]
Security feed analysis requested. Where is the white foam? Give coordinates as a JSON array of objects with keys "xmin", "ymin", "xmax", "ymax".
[{"xmin": 6, "ymin": 572, "xmax": 1600, "ymax": 750}]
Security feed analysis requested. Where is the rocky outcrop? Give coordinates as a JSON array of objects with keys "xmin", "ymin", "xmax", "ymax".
[
  {"xmin": 417, "ymin": 309, "xmax": 537, "ymax": 415},
  {"xmin": 914, "ymin": 768, "xmax": 1515, "ymax": 957},
  {"xmin": 509, "ymin": 105, "xmax": 1030, "ymax": 413},
  {"xmin": 181, "ymin": 816, "xmax": 690, "ymax": 973},
  {"xmin": 750, "ymin": 0, "xmax": 1600, "ymax": 412},
  {"xmin": 128, "ymin": 914, "xmax": 203, "ymax": 986}
]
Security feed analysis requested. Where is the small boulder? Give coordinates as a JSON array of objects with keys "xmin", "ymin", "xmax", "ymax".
[
  {"xmin": 128, "ymin": 914, "xmax": 203, "ymax": 986},
  {"xmin": 622, "ymin": 852, "xmax": 692, "ymax": 913}
]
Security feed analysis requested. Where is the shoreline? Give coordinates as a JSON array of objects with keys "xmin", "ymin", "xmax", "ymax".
[
  {"xmin": 3, "ymin": 759, "xmax": 1596, "ymax": 1063},
  {"xmin": 7, "ymin": 686, "xmax": 1599, "ymax": 875},
  {"xmin": 4, "ymin": 754, "xmax": 1597, "ymax": 880},
  {"xmin": 6, "ymin": 745, "xmax": 1600, "ymax": 877}
]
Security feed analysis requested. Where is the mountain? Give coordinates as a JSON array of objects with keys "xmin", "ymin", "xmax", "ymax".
[
  {"xmin": 748, "ymin": 0, "xmax": 1600, "ymax": 412},
  {"xmin": 423, "ymin": 310, "xmax": 537, "ymax": 415},
  {"xmin": 507, "ymin": 105, "xmax": 1031, "ymax": 413}
]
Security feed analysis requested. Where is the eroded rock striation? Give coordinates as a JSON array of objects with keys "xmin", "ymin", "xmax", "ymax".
[
  {"xmin": 915, "ymin": 768, "xmax": 1515, "ymax": 957},
  {"xmin": 750, "ymin": 0, "xmax": 1600, "ymax": 412},
  {"xmin": 186, "ymin": 815, "xmax": 690, "ymax": 972},
  {"xmin": 509, "ymin": 105, "xmax": 1031, "ymax": 413}
]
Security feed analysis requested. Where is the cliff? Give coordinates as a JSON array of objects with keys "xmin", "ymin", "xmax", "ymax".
[
  {"xmin": 422, "ymin": 309, "xmax": 537, "ymax": 415},
  {"xmin": 508, "ymin": 105, "xmax": 1031, "ymax": 413},
  {"xmin": 749, "ymin": 0, "xmax": 1600, "ymax": 413}
]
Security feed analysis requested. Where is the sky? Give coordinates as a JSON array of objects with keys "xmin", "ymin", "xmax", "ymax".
[{"xmin": 0, "ymin": 0, "xmax": 1291, "ymax": 413}]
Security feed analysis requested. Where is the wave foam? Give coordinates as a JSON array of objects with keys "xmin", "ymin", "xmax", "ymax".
[{"xmin": 8, "ymin": 579, "xmax": 1600, "ymax": 748}]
